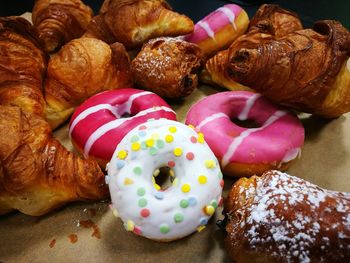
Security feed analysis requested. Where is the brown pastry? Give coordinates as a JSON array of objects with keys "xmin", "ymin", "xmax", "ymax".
[
  {"xmin": 131, "ymin": 37, "xmax": 203, "ymax": 98},
  {"xmin": 0, "ymin": 17, "xmax": 108, "ymax": 216},
  {"xmin": 202, "ymin": 4, "xmax": 303, "ymax": 91},
  {"xmin": 84, "ymin": 0, "xmax": 194, "ymax": 49},
  {"xmin": 225, "ymin": 170, "xmax": 350, "ymax": 263},
  {"xmin": 227, "ymin": 20, "xmax": 350, "ymax": 118},
  {"xmin": 44, "ymin": 37, "xmax": 133, "ymax": 129},
  {"xmin": 0, "ymin": 16, "xmax": 47, "ymax": 116},
  {"xmin": 32, "ymin": 0, "xmax": 94, "ymax": 53},
  {"xmin": 0, "ymin": 106, "xmax": 108, "ymax": 216}
]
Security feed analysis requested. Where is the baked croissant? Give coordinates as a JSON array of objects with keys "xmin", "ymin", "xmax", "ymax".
[
  {"xmin": 0, "ymin": 16, "xmax": 47, "ymax": 116},
  {"xmin": 32, "ymin": 0, "xmax": 94, "ymax": 53},
  {"xmin": 0, "ymin": 106, "xmax": 107, "ymax": 216},
  {"xmin": 227, "ymin": 20, "xmax": 350, "ymax": 118},
  {"xmin": 0, "ymin": 17, "xmax": 108, "ymax": 216},
  {"xmin": 131, "ymin": 37, "xmax": 203, "ymax": 98},
  {"xmin": 225, "ymin": 170, "xmax": 350, "ymax": 263},
  {"xmin": 84, "ymin": 0, "xmax": 194, "ymax": 49},
  {"xmin": 202, "ymin": 4, "xmax": 303, "ymax": 91},
  {"xmin": 44, "ymin": 37, "xmax": 133, "ymax": 129}
]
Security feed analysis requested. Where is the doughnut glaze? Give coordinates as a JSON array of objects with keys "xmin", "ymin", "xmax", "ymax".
[
  {"xmin": 185, "ymin": 91, "xmax": 305, "ymax": 177},
  {"xmin": 183, "ymin": 4, "xmax": 249, "ymax": 58},
  {"xmin": 69, "ymin": 89, "xmax": 176, "ymax": 167},
  {"xmin": 107, "ymin": 119, "xmax": 224, "ymax": 241}
]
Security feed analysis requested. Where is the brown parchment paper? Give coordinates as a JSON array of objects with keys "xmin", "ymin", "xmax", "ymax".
[
  {"xmin": 1, "ymin": 12, "xmax": 350, "ymax": 263},
  {"xmin": 1, "ymin": 83, "xmax": 350, "ymax": 263}
]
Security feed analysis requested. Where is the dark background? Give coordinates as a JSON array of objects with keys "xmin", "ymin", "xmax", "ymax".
[{"xmin": 0, "ymin": 0, "xmax": 349, "ymax": 29}]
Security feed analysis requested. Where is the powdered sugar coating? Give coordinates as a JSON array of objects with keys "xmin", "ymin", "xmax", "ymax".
[{"xmin": 225, "ymin": 170, "xmax": 350, "ymax": 262}]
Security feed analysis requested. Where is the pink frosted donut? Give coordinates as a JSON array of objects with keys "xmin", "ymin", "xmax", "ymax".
[
  {"xmin": 185, "ymin": 91, "xmax": 305, "ymax": 177},
  {"xmin": 183, "ymin": 4, "xmax": 249, "ymax": 58},
  {"xmin": 69, "ymin": 89, "xmax": 176, "ymax": 167}
]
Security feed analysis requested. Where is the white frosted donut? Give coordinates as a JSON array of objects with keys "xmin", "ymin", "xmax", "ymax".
[{"xmin": 107, "ymin": 119, "xmax": 224, "ymax": 241}]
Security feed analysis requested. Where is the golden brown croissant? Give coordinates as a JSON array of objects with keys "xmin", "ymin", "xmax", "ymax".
[
  {"xmin": 44, "ymin": 37, "xmax": 133, "ymax": 129},
  {"xmin": 0, "ymin": 106, "xmax": 108, "ymax": 216},
  {"xmin": 0, "ymin": 16, "xmax": 47, "ymax": 116},
  {"xmin": 32, "ymin": 0, "xmax": 94, "ymax": 53},
  {"xmin": 224, "ymin": 170, "xmax": 350, "ymax": 263},
  {"xmin": 131, "ymin": 37, "xmax": 203, "ymax": 98},
  {"xmin": 84, "ymin": 0, "xmax": 194, "ymax": 49},
  {"xmin": 227, "ymin": 20, "xmax": 350, "ymax": 118},
  {"xmin": 202, "ymin": 4, "xmax": 303, "ymax": 91}
]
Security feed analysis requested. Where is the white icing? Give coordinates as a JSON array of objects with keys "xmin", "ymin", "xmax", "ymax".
[
  {"xmin": 119, "ymin": 91, "xmax": 152, "ymax": 114},
  {"xmin": 69, "ymin": 104, "xmax": 119, "ymax": 138},
  {"xmin": 221, "ymin": 111, "xmax": 286, "ymax": 167},
  {"xmin": 282, "ymin": 148, "xmax": 301, "ymax": 163},
  {"xmin": 83, "ymin": 106, "xmax": 175, "ymax": 157},
  {"xmin": 198, "ymin": 21, "xmax": 215, "ymax": 39},
  {"xmin": 238, "ymin": 93, "xmax": 261, "ymax": 121},
  {"xmin": 347, "ymin": 57, "xmax": 350, "ymax": 73},
  {"xmin": 217, "ymin": 6, "xmax": 237, "ymax": 30},
  {"xmin": 197, "ymin": 112, "xmax": 229, "ymax": 129},
  {"xmin": 107, "ymin": 119, "xmax": 223, "ymax": 241}
]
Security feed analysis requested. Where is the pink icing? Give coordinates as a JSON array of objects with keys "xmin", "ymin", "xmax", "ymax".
[
  {"xmin": 184, "ymin": 4, "xmax": 243, "ymax": 44},
  {"xmin": 69, "ymin": 89, "xmax": 176, "ymax": 163},
  {"xmin": 185, "ymin": 91, "xmax": 305, "ymax": 167}
]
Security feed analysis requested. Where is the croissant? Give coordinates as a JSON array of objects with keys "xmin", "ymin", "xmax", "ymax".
[
  {"xmin": 0, "ymin": 17, "xmax": 108, "ymax": 216},
  {"xmin": 84, "ymin": 0, "xmax": 194, "ymax": 49},
  {"xmin": 224, "ymin": 170, "xmax": 350, "ymax": 263},
  {"xmin": 0, "ymin": 16, "xmax": 47, "ymax": 116},
  {"xmin": 227, "ymin": 20, "xmax": 350, "ymax": 118},
  {"xmin": 202, "ymin": 4, "xmax": 303, "ymax": 91},
  {"xmin": 44, "ymin": 37, "xmax": 133, "ymax": 129},
  {"xmin": 32, "ymin": 0, "xmax": 94, "ymax": 53},
  {"xmin": 0, "ymin": 106, "xmax": 108, "ymax": 216}
]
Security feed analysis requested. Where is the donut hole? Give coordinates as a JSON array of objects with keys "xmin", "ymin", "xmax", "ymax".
[
  {"xmin": 152, "ymin": 166, "xmax": 175, "ymax": 191},
  {"xmin": 231, "ymin": 118, "xmax": 261, "ymax": 129},
  {"xmin": 120, "ymin": 112, "xmax": 131, "ymax": 118}
]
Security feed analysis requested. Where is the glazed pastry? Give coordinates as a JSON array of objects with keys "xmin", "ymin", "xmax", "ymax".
[
  {"xmin": 202, "ymin": 4, "xmax": 303, "ymax": 91},
  {"xmin": 84, "ymin": 0, "xmax": 194, "ymax": 49},
  {"xmin": 183, "ymin": 4, "xmax": 249, "ymax": 59},
  {"xmin": 131, "ymin": 37, "xmax": 203, "ymax": 98},
  {"xmin": 69, "ymin": 89, "xmax": 176, "ymax": 168},
  {"xmin": 225, "ymin": 170, "xmax": 350, "ymax": 262},
  {"xmin": 107, "ymin": 119, "xmax": 223, "ymax": 241},
  {"xmin": 44, "ymin": 37, "xmax": 133, "ymax": 129},
  {"xmin": 0, "ymin": 106, "xmax": 108, "ymax": 216},
  {"xmin": 185, "ymin": 91, "xmax": 305, "ymax": 177},
  {"xmin": 227, "ymin": 20, "xmax": 350, "ymax": 118},
  {"xmin": 0, "ymin": 16, "xmax": 47, "ymax": 116},
  {"xmin": 32, "ymin": 0, "xmax": 94, "ymax": 53}
]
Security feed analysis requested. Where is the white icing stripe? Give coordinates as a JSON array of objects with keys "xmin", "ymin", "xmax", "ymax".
[
  {"xmin": 347, "ymin": 57, "xmax": 350, "ymax": 72},
  {"xmin": 198, "ymin": 21, "xmax": 215, "ymax": 39},
  {"xmin": 69, "ymin": 91, "xmax": 152, "ymax": 138},
  {"xmin": 282, "ymin": 148, "xmax": 301, "ymax": 163},
  {"xmin": 83, "ymin": 106, "xmax": 175, "ymax": 157},
  {"xmin": 217, "ymin": 6, "xmax": 237, "ymax": 30},
  {"xmin": 197, "ymin": 113, "xmax": 229, "ymax": 129},
  {"xmin": 238, "ymin": 94, "xmax": 261, "ymax": 121},
  {"xmin": 69, "ymin": 104, "xmax": 119, "ymax": 138},
  {"xmin": 221, "ymin": 110, "xmax": 287, "ymax": 167}
]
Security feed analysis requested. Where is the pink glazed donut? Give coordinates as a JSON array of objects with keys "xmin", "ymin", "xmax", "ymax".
[
  {"xmin": 185, "ymin": 91, "xmax": 305, "ymax": 177},
  {"xmin": 69, "ymin": 89, "xmax": 176, "ymax": 168},
  {"xmin": 183, "ymin": 4, "xmax": 249, "ymax": 58}
]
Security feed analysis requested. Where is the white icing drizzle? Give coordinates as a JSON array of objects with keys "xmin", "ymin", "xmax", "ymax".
[
  {"xmin": 69, "ymin": 104, "xmax": 119, "ymax": 138},
  {"xmin": 238, "ymin": 94, "xmax": 261, "ymax": 121},
  {"xmin": 197, "ymin": 112, "xmax": 229, "ymax": 129},
  {"xmin": 119, "ymin": 91, "xmax": 152, "ymax": 114},
  {"xmin": 221, "ymin": 111, "xmax": 286, "ymax": 167},
  {"xmin": 198, "ymin": 21, "xmax": 215, "ymax": 39},
  {"xmin": 83, "ymin": 106, "xmax": 175, "ymax": 157},
  {"xmin": 347, "ymin": 57, "xmax": 350, "ymax": 73},
  {"xmin": 282, "ymin": 148, "xmax": 301, "ymax": 163},
  {"xmin": 217, "ymin": 6, "xmax": 237, "ymax": 30}
]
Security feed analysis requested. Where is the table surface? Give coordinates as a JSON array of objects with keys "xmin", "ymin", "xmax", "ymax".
[{"xmin": 1, "ymin": 2, "xmax": 350, "ymax": 263}]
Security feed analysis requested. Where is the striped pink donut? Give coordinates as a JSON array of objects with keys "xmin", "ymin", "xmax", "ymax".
[
  {"xmin": 69, "ymin": 89, "xmax": 176, "ymax": 167},
  {"xmin": 185, "ymin": 91, "xmax": 305, "ymax": 177}
]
